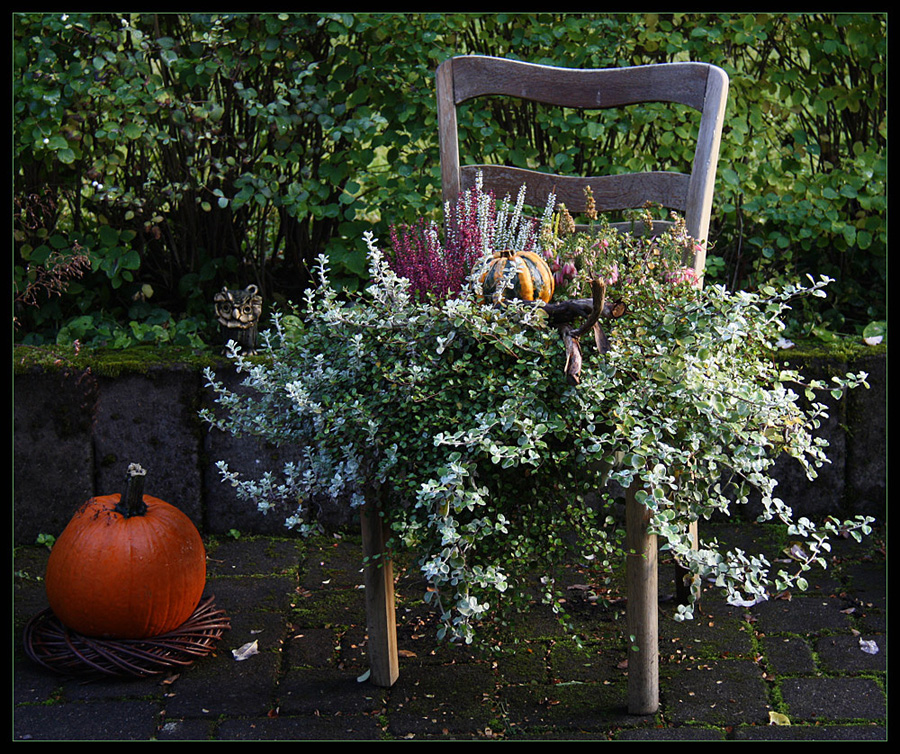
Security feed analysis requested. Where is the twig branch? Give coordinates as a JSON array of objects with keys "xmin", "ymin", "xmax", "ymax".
[
  {"xmin": 541, "ymin": 293, "xmax": 626, "ymax": 327},
  {"xmin": 554, "ymin": 278, "xmax": 624, "ymax": 385},
  {"xmin": 559, "ymin": 324, "xmax": 582, "ymax": 385},
  {"xmin": 573, "ymin": 278, "xmax": 606, "ymax": 339}
]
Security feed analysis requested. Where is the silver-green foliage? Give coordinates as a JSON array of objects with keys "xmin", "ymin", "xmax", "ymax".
[{"xmin": 203, "ymin": 229, "xmax": 873, "ymax": 642}]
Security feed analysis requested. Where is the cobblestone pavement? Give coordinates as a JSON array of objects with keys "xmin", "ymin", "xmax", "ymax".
[{"xmin": 14, "ymin": 522, "xmax": 886, "ymax": 741}]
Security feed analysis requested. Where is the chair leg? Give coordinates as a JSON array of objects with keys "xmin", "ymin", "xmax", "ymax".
[
  {"xmin": 360, "ymin": 501, "xmax": 399, "ymax": 687},
  {"xmin": 625, "ymin": 482, "xmax": 659, "ymax": 715}
]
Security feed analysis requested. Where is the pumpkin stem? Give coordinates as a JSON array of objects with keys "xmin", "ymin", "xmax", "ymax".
[{"xmin": 115, "ymin": 463, "xmax": 148, "ymax": 518}]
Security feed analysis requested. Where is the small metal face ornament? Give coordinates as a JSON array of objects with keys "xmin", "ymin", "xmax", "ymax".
[{"xmin": 214, "ymin": 284, "xmax": 262, "ymax": 355}]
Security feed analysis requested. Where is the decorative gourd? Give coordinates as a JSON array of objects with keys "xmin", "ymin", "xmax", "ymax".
[
  {"xmin": 478, "ymin": 249, "xmax": 555, "ymax": 303},
  {"xmin": 44, "ymin": 464, "xmax": 207, "ymax": 639}
]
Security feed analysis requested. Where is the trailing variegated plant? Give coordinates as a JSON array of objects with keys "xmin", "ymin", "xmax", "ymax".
[{"xmin": 203, "ymin": 216, "xmax": 873, "ymax": 644}]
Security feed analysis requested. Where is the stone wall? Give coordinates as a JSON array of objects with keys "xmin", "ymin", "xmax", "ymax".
[{"xmin": 13, "ymin": 351, "xmax": 885, "ymax": 545}]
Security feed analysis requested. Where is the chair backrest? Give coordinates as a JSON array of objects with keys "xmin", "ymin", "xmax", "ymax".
[{"xmin": 436, "ymin": 55, "xmax": 729, "ymax": 274}]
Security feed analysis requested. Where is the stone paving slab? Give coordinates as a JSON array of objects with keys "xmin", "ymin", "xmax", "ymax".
[{"xmin": 14, "ymin": 523, "xmax": 886, "ymax": 741}]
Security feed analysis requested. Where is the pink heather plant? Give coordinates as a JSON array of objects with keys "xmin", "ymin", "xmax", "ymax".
[
  {"xmin": 388, "ymin": 178, "xmax": 547, "ymax": 302},
  {"xmin": 387, "ymin": 183, "xmax": 492, "ymax": 301},
  {"xmin": 388, "ymin": 218, "xmax": 468, "ymax": 301}
]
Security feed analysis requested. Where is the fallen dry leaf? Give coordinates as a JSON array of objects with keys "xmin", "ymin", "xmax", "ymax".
[
  {"xmin": 232, "ymin": 639, "xmax": 259, "ymax": 661},
  {"xmin": 859, "ymin": 637, "xmax": 879, "ymax": 655}
]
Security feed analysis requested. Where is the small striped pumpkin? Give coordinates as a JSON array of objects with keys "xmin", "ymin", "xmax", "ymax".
[{"xmin": 478, "ymin": 249, "xmax": 555, "ymax": 304}]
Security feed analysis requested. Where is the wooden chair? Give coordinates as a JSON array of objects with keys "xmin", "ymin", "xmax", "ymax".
[
  {"xmin": 436, "ymin": 55, "xmax": 728, "ymax": 277},
  {"xmin": 433, "ymin": 55, "xmax": 729, "ymax": 714}
]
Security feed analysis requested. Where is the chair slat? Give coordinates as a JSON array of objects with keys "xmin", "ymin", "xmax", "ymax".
[
  {"xmin": 460, "ymin": 165, "xmax": 691, "ymax": 215},
  {"xmin": 451, "ymin": 56, "xmax": 712, "ymax": 111}
]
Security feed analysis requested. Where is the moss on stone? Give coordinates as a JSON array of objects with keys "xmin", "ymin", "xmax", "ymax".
[
  {"xmin": 776, "ymin": 335, "xmax": 885, "ymax": 364},
  {"xmin": 15, "ymin": 333, "xmax": 883, "ymax": 380},
  {"xmin": 13, "ymin": 343, "xmax": 248, "ymax": 378}
]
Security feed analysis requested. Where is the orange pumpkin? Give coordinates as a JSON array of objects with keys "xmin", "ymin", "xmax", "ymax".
[{"xmin": 45, "ymin": 464, "xmax": 206, "ymax": 639}]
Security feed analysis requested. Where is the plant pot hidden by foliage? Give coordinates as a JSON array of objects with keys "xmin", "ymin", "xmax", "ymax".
[{"xmin": 44, "ymin": 464, "xmax": 207, "ymax": 640}]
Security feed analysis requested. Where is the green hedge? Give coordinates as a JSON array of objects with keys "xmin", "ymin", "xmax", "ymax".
[{"xmin": 14, "ymin": 13, "xmax": 885, "ymax": 347}]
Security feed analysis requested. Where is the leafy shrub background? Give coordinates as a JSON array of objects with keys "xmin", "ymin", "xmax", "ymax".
[{"xmin": 14, "ymin": 13, "xmax": 885, "ymax": 346}]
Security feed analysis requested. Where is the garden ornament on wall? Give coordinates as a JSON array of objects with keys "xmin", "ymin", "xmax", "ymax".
[{"xmin": 215, "ymin": 284, "xmax": 263, "ymax": 355}]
